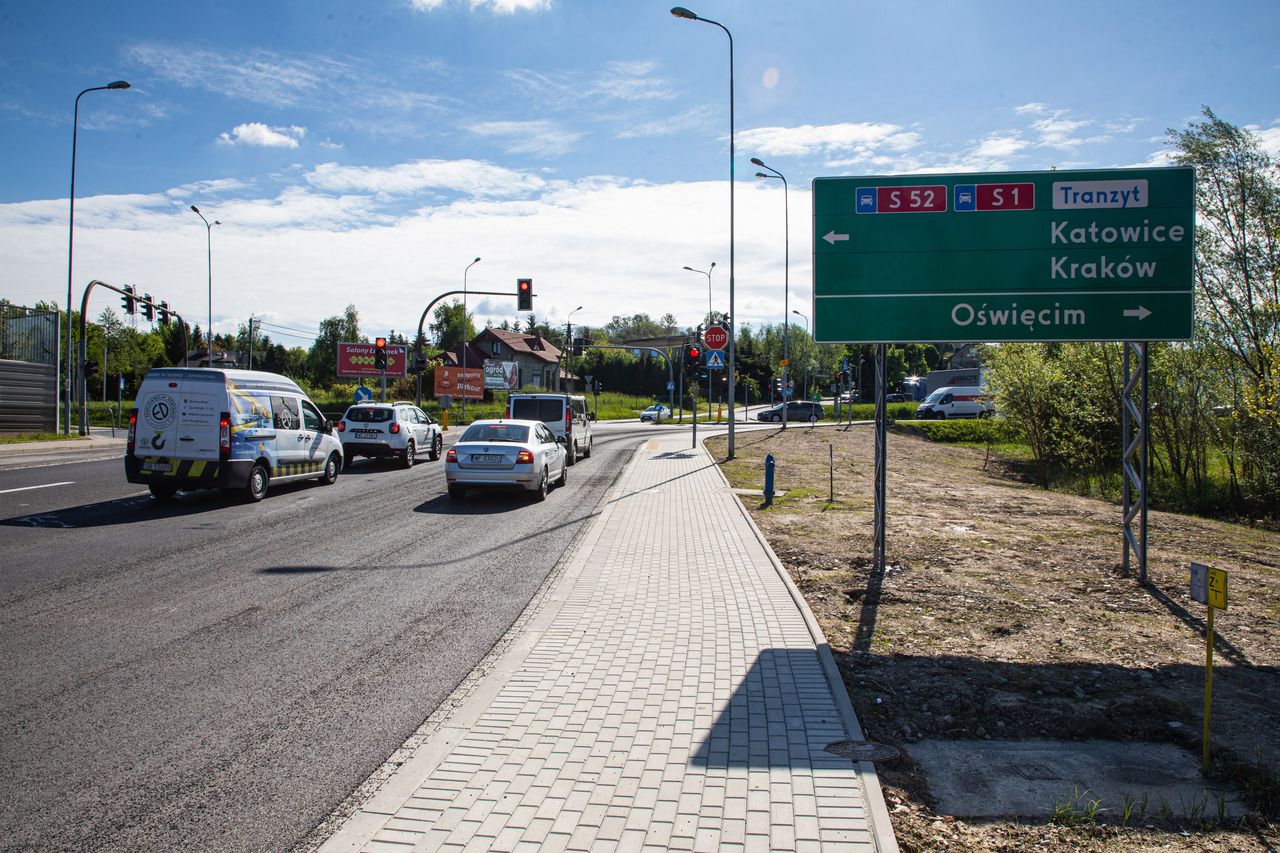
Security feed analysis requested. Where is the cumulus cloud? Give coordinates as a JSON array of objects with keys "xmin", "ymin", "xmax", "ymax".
[
  {"xmin": 218, "ymin": 123, "xmax": 307, "ymax": 148},
  {"xmin": 738, "ymin": 122, "xmax": 921, "ymax": 159},
  {"xmin": 305, "ymin": 158, "xmax": 547, "ymax": 197},
  {"xmin": 1245, "ymin": 121, "xmax": 1280, "ymax": 157},
  {"xmin": 467, "ymin": 120, "xmax": 583, "ymax": 157}
]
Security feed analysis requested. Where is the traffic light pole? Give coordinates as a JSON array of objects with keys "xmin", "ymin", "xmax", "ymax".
[
  {"xmin": 78, "ymin": 279, "xmax": 187, "ymax": 435},
  {"xmin": 413, "ymin": 288, "xmax": 515, "ymax": 407}
]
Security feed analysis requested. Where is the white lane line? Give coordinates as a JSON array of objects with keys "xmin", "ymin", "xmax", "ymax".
[{"xmin": 0, "ymin": 481, "xmax": 75, "ymax": 495}]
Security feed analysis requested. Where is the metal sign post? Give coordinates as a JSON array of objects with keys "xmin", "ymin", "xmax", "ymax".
[
  {"xmin": 1122, "ymin": 343, "xmax": 1150, "ymax": 582},
  {"xmin": 873, "ymin": 344, "xmax": 887, "ymax": 572}
]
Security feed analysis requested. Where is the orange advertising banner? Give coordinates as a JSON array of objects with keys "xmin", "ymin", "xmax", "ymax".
[{"xmin": 434, "ymin": 366, "xmax": 485, "ymax": 400}]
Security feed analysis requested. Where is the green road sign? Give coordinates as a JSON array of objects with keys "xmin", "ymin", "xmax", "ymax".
[{"xmin": 812, "ymin": 167, "xmax": 1195, "ymax": 343}]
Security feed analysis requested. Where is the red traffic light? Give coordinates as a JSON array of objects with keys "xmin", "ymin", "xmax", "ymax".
[
  {"xmin": 687, "ymin": 346, "xmax": 700, "ymax": 359},
  {"xmin": 375, "ymin": 337, "xmax": 387, "ymax": 348}
]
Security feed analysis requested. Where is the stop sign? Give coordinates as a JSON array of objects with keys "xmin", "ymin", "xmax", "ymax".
[{"xmin": 704, "ymin": 325, "xmax": 728, "ymax": 350}]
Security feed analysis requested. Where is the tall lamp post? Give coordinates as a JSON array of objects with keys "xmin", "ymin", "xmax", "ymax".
[
  {"xmin": 564, "ymin": 305, "xmax": 583, "ymax": 393},
  {"xmin": 65, "ymin": 80, "xmax": 130, "ymax": 434},
  {"xmin": 461, "ymin": 257, "xmax": 480, "ymax": 422},
  {"xmin": 752, "ymin": 158, "xmax": 790, "ymax": 429},
  {"xmin": 190, "ymin": 205, "xmax": 221, "ymax": 366},
  {"xmin": 792, "ymin": 309, "xmax": 809, "ymax": 400},
  {"xmin": 671, "ymin": 6, "xmax": 736, "ymax": 458},
  {"xmin": 682, "ymin": 263, "xmax": 715, "ymax": 419}
]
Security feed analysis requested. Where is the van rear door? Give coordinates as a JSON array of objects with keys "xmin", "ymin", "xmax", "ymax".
[
  {"xmin": 174, "ymin": 372, "xmax": 225, "ymax": 460},
  {"xmin": 134, "ymin": 373, "xmax": 186, "ymax": 458}
]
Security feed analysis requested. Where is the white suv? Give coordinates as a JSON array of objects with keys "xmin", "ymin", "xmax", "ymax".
[{"xmin": 338, "ymin": 401, "xmax": 443, "ymax": 467}]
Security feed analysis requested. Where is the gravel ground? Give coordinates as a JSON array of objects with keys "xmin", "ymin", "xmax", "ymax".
[{"xmin": 710, "ymin": 423, "xmax": 1279, "ymax": 853}]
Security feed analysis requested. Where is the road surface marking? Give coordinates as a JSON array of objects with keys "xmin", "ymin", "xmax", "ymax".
[{"xmin": 0, "ymin": 481, "xmax": 74, "ymax": 495}]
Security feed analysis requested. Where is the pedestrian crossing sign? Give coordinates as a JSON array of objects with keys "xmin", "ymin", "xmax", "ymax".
[{"xmin": 706, "ymin": 350, "xmax": 725, "ymax": 369}]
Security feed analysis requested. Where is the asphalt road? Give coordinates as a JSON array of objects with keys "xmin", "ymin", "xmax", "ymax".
[{"xmin": 0, "ymin": 423, "xmax": 657, "ymax": 852}]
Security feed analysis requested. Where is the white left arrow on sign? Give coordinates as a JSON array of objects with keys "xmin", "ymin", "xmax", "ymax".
[
  {"xmin": 1123, "ymin": 306, "xmax": 1152, "ymax": 321},
  {"xmin": 823, "ymin": 230, "xmax": 849, "ymax": 245}
]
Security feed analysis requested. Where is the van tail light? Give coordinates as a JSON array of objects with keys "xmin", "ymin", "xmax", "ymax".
[
  {"xmin": 336, "ymin": 420, "xmax": 345, "ymax": 432},
  {"xmin": 565, "ymin": 408, "xmax": 572, "ymax": 431},
  {"xmin": 127, "ymin": 409, "xmax": 138, "ymax": 455},
  {"xmin": 515, "ymin": 449, "xmax": 534, "ymax": 464},
  {"xmin": 219, "ymin": 412, "xmax": 231, "ymax": 459},
  {"xmin": 389, "ymin": 421, "xmax": 400, "ymax": 434},
  {"xmin": 506, "ymin": 404, "xmax": 512, "ymax": 418},
  {"xmin": 446, "ymin": 448, "xmax": 457, "ymax": 462}
]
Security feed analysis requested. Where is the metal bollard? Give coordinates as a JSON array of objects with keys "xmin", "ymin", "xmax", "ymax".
[{"xmin": 764, "ymin": 453, "xmax": 775, "ymax": 506}]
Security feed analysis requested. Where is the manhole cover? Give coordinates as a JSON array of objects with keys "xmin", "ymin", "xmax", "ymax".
[{"xmin": 825, "ymin": 740, "xmax": 900, "ymax": 762}]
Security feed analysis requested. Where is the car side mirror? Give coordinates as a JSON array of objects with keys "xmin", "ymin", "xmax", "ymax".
[
  {"xmin": 587, "ymin": 412, "xmax": 596, "ymax": 421},
  {"xmin": 322, "ymin": 420, "xmax": 333, "ymax": 434},
  {"xmin": 556, "ymin": 435, "xmax": 567, "ymax": 445}
]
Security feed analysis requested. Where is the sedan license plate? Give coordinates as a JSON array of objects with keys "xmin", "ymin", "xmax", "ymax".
[{"xmin": 472, "ymin": 454, "xmax": 504, "ymax": 463}]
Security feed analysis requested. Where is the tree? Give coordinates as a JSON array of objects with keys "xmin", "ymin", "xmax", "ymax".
[
  {"xmin": 307, "ymin": 304, "xmax": 362, "ymax": 388},
  {"xmin": 431, "ymin": 302, "xmax": 475, "ymax": 352},
  {"xmin": 986, "ymin": 343, "xmax": 1067, "ymax": 487},
  {"xmin": 603, "ymin": 313, "xmax": 675, "ymax": 342}
]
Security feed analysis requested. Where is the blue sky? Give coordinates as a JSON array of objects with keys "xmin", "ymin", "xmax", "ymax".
[{"xmin": 2, "ymin": 0, "xmax": 1277, "ymax": 347}]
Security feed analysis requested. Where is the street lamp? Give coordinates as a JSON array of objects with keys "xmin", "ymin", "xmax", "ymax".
[
  {"xmin": 564, "ymin": 305, "xmax": 583, "ymax": 392},
  {"xmin": 462, "ymin": 257, "xmax": 480, "ymax": 421},
  {"xmin": 190, "ymin": 205, "xmax": 221, "ymax": 366},
  {"xmin": 753, "ymin": 157, "xmax": 790, "ymax": 429},
  {"xmin": 792, "ymin": 309, "xmax": 809, "ymax": 400},
  {"xmin": 671, "ymin": 6, "xmax": 737, "ymax": 459},
  {"xmin": 683, "ymin": 263, "xmax": 715, "ymax": 419},
  {"xmin": 65, "ymin": 80, "xmax": 130, "ymax": 434}
]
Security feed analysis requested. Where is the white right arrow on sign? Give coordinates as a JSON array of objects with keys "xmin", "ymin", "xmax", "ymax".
[{"xmin": 1123, "ymin": 305, "xmax": 1152, "ymax": 320}]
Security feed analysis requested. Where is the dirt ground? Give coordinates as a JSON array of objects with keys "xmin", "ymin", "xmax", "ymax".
[{"xmin": 709, "ymin": 423, "xmax": 1280, "ymax": 853}]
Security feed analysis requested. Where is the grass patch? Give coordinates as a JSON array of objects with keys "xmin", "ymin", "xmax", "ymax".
[{"xmin": 0, "ymin": 432, "xmax": 87, "ymax": 444}]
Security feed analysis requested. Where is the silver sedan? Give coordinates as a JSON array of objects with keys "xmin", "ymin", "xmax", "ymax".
[{"xmin": 445, "ymin": 419, "xmax": 568, "ymax": 501}]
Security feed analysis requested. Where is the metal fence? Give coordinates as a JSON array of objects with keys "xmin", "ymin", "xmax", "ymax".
[{"xmin": 1, "ymin": 303, "xmax": 59, "ymax": 366}]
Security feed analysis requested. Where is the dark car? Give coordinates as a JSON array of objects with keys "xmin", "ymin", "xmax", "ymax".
[{"xmin": 756, "ymin": 401, "xmax": 824, "ymax": 423}]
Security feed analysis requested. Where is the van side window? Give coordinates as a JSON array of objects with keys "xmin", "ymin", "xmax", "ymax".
[
  {"xmin": 301, "ymin": 401, "xmax": 323, "ymax": 431},
  {"xmin": 942, "ymin": 394, "xmax": 953, "ymax": 404},
  {"xmin": 272, "ymin": 396, "xmax": 300, "ymax": 430}
]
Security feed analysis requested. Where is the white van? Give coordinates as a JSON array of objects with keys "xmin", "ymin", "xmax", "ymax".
[
  {"xmin": 914, "ymin": 386, "xmax": 995, "ymax": 420},
  {"xmin": 126, "ymin": 368, "xmax": 343, "ymax": 501},
  {"xmin": 506, "ymin": 393, "xmax": 593, "ymax": 465}
]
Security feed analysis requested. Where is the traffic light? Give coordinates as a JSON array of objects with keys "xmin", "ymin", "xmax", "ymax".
[
  {"xmin": 157, "ymin": 301, "xmax": 170, "ymax": 325},
  {"xmin": 517, "ymin": 278, "xmax": 533, "ymax": 311},
  {"xmin": 141, "ymin": 293, "xmax": 154, "ymax": 322},
  {"xmin": 82, "ymin": 359, "xmax": 99, "ymax": 382},
  {"xmin": 374, "ymin": 337, "xmax": 388, "ymax": 370},
  {"xmin": 410, "ymin": 347, "xmax": 425, "ymax": 374},
  {"xmin": 684, "ymin": 343, "xmax": 702, "ymax": 374},
  {"xmin": 572, "ymin": 337, "xmax": 585, "ymax": 357},
  {"xmin": 121, "ymin": 285, "xmax": 135, "ymax": 315}
]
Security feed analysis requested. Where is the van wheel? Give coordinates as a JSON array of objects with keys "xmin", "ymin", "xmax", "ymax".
[
  {"xmin": 246, "ymin": 463, "xmax": 269, "ymax": 502},
  {"xmin": 149, "ymin": 484, "xmax": 177, "ymax": 502},
  {"xmin": 321, "ymin": 453, "xmax": 340, "ymax": 485},
  {"xmin": 582, "ymin": 438, "xmax": 591, "ymax": 459},
  {"xmin": 428, "ymin": 434, "xmax": 442, "ymax": 461},
  {"xmin": 979, "ymin": 410, "xmax": 993, "ymax": 419},
  {"xmin": 566, "ymin": 442, "xmax": 577, "ymax": 466},
  {"xmin": 402, "ymin": 440, "xmax": 416, "ymax": 468}
]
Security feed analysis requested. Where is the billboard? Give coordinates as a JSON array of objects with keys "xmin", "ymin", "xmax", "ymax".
[
  {"xmin": 483, "ymin": 359, "xmax": 519, "ymax": 391},
  {"xmin": 434, "ymin": 366, "xmax": 484, "ymax": 400},
  {"xmin": 337, "ymin": 341, "xmax": 407, "ymax": 378}
]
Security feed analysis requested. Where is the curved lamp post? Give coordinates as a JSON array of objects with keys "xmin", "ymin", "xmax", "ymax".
[
  {"xmin": 792, "ymin": 309, "xmax": 810, "ymax": 400},
  {"xmin": 65, "ymin": 80, "xmax": 130, "ymax": 433},
  {"xmin": 461, "ymin": 257, "xmax": 481, "ymax": 421},
  {"xmin": 682, "ymin": 263, "xmax": 715, "ymax": 418},
  {"xmin": 565, "ymin": 305, "xmax": 583, "ymax": 392},
  {"xmin": 671, "ymin": 6, "xmax": 736, "ymax": 458},
  {"xmin": 752, "ymin": 158, "xmax": 790, "ymax": 428},
  {"xmin": 190, "ymin": 205, "xmax": 221, "ymax": 366}
]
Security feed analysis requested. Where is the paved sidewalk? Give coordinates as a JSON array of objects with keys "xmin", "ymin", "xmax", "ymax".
[{"xmin": 321, "ymin": 432, "xmax": 897, "ymax": 852}]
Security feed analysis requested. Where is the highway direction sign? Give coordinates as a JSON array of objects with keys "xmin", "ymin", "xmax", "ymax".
[
  {"xmin": 704, "ymin": 325, "xmax": 728, "ymax": 350},
  {"xmin": 812, "ymin": 167, "xmax": 1195, "ymax": 343}
]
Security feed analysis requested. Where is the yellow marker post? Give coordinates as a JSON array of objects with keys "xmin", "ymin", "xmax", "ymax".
[
  {"xmin": 442, "ymin": 410, "xmax": 449, "ymax": 431},
  {"xmin": 1191, "ymin": 562, "xmax": 1228, "ymax": 774}
]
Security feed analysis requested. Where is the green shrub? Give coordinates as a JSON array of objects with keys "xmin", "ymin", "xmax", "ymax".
[{"xmin": 902, "ymin": 419, "xmax": 1014, "ymax": 444}]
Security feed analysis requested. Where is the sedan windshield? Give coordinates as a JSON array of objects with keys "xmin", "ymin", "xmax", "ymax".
[{"xmin": 460, "ymin": 424, "xmax": 530, "ymax": 443}]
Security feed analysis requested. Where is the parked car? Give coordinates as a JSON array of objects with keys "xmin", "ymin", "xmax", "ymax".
[
  {"xmin": 445, "ymin": 419, "xmax": 568, "ymax": 501},
  {"xmin": 756, "ymin": 401, "xmax": 825, "ymax": 423},
  {"xmin": 914, "ymin": 386, "xmax": 995, "ymax": 420},
  {"xmin": 127, "ymin": 367, "xmax": 342, "ymax": 502},
  {"xmin": 337, "ymin": 401, "xmax": 442, "ymax": 467},
  {"xmin": 640, "ymin": 404, "xmax": 671, "ymax": 423},
  {"xmin": 507, "ymin": 393, "xmax": 593, "ymax": 465}
]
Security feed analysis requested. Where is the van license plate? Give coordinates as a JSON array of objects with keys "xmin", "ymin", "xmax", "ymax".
[
  {"xmin": 473, "ymin": 454, "xmax": 504, "ymax": 463},
  {"xmin": 142, "ymin": 461, "xmax": 172, "ymax": 473}
]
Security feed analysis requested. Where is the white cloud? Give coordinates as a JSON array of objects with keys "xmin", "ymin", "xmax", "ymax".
[
  {"xmin": 218, "ymin": 123, "xmax": 307, "ymax": 149},
  {"xmin": 305, "ymin": 158, "xmax": 547, "ymax": 197},
  {"xmin": 1015, "ymin": 102, "xmax": 1049, "ymax": 116},
  {"xmin": 738, "ymin": 122, "xmax": 921, "ymax": 159},
  {"xmin": 165, "ymin": 178, "xmax": 254, "ymax": 198},
  {"xmin": 971, "ymin": 135, "xmax": 1027, "ymax": 160},
  {"xmin": 467, "ymin": 120, "xmax": 583, "ymax": 157},
  {"xmin": 615, "ymin": 106, "xmax": 715, "ymax": 140},
  {"xmin": 1245, "ymin": 122, "xmax": 1280, "ymax": 157},
  {"xmin": 408, "ymin": 0, "xmax": 551, "ymax": 11},
  {"xmin": 593, "ymin": 60, "xmax": 673, "ymax": 102}
]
